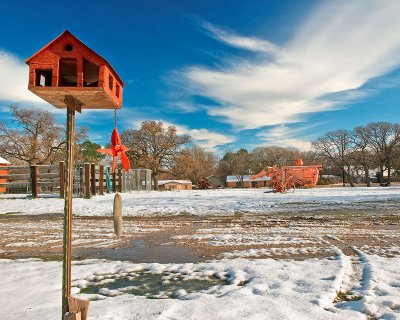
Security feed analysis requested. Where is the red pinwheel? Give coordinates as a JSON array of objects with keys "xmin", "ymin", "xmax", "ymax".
[{"xmin": 97, "ymin": 128, "xmax": 130, "ymax": 172}]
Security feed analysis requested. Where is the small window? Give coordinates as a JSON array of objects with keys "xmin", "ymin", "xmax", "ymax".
[
  {"xmin": 108, "ymin": 75, "xmax": 114, "ymax": 91},
  {"xmin": 115, "ymin": 83, "xmax": 120, "ymax": 98},
  {"xmin": 59, "ymin": 58, "xmax": 77, "ymax": 87},
  {"xmin": 35, "ymin": 70, "xmax": 52, "ymax": 86},
  {"xmin": 64, "ymin": 44, "xmax": 73, "ymax": 52}
]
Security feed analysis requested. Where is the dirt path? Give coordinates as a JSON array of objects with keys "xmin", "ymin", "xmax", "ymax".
[{"xmin": 1, "ymin": 212, "xmax": 399, "ymax": 263}]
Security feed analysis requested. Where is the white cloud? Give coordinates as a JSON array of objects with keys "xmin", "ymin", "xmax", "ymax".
[
  {"xmin": 0, "ymin": 51, "xmax": 45, "ymax": 104},
  {"xmin": 131, "ymin": 119, "xmax": 235, "ymax": 151},
  {"xmin": 256, "ymin": 124, "xmax": 313, "ymax": 150},
  {"xmin": 164, "ymin": 121, "xmax": 235, "ymax": 151},
  {"xmin": 181, "ymin": 1, "xmax": 400, "ymax": 130},
  {"xmin": 200, "ymin": 21, "xmax": 279, "ymax": 54}
]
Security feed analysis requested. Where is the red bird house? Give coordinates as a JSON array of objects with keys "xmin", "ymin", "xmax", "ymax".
[{"xmin": 26, "ymin": 30, "xmax": 124, "ymax": 111}]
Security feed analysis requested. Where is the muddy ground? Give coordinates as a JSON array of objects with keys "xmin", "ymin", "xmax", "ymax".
[{"xmin": 1, "ymin": 211, "xmax": 399, "ymax": 262}]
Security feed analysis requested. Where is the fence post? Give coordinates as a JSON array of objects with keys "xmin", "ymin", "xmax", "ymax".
[
  {"xmin": 59, "ymin": 161, "xmax": 65, "ymax": 198},
  {"xmin": 30, "ymin": 165, "xmax": 38, "ymax": 198},
  {"xmin": 90, "ymin": 163, "xmax": 96, "ymax": 195},
  {"xmin": 84, "ymin": 163, "xmax": 90, "ymax": 198},
  {"xmin": 118, "ymin": 169, "xmax": 122, "ymax": 192},
  {"xmin": 112, "ymin": 170, "xmax": 116, "ymax": 193},
  {"xmin": 79, "ymin": 166, "xmax": 84, "ymax": 197},
  {"xmin": 99, "ymin": 165, "xmax": 104, "ymax": 195}
]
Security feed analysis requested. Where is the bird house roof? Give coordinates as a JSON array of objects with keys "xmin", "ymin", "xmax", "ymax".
[{"xmin": 25, "ymin": 30, "xmax": 124, "ymax": 85}]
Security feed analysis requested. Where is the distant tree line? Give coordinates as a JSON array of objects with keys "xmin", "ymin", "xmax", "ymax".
[
  {"xmin": 312, "ymin": 122, "xmax": 400, "ymax": 186},
  {"xmin": 2, "ymin": 106, "xmax": 399, "ymax": 188}
]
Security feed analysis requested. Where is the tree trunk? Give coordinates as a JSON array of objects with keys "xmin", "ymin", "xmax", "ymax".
[
  {"xmin": 363, "ymin": 164, "xmax": 370, "ymax": 187},
  {"xmin": 153, "ymin": 174, "xmax": 159, "ymax": 191},
  {"xmin": 346, "ymin": 165, "xmax": 355, "ymax": 187},
  {"xmin": 387, "ymin": 163, "xmax": 391, "ymax": 186}
]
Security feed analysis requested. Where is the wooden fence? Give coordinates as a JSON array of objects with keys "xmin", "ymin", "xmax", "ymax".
[{"xmin": 0, "ymin": 162, "xmax": 140, "ymax": 198}]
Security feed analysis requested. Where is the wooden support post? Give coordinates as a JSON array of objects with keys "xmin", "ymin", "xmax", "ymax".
[
  {"xmin": 59, "ymin": 161, "xmax": 65, "ymax": 198},
  {"xmin": 84, "ymin": 163, "xmax": 90, "ymax": 198},
  {"xmin": 112, "ymin": 170, "xmax": 116, "ymax": 193},
  {"xmin": 99, "ymin": 165, "xmax": 104, "ymax": 195},
  {"xmin": 90, "ymin": 163, "xmax": 96, "ymax": 195},
  {"xmin": 62, "ymin": 106, "xmax": 76, "ymax": 318},
  {"xmin": 30, "ymin": 165, "xmax": 38, "ymax": 198},
  {"xmin": 118, "ymin": 168, "xmax": 122, "ymax": 193}
]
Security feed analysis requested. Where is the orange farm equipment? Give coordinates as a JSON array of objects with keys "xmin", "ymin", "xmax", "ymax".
[{"xmin": 252, "ymin": 159, "xmax": 322, "ymax": 193}]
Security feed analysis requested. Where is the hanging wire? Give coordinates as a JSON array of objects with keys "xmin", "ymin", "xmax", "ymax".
[{"xmin": 114, "ymin": 108, "xmax": 117, "ymax": 128}]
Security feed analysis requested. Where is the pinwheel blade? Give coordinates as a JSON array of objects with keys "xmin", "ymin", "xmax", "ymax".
[
  {"xmin": 96, "ymin": 148, "xmax": 114, "ymax": 156},
  {"xmin": 121, "ymin": 153, "xmax": 130, "ymax": 172},
  {"xmin": 111, "ymin": 128, "xmax": 122, "ymax": 147}
]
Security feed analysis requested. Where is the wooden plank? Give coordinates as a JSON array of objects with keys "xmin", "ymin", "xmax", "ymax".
[
  {"xmin": 84, "ymin": 163, "xmax": 90, "ymax": 198},
  {"xmin": 112, "ymin": 171, "xmax": 116, "ymax": 193},
  {"xmin": 118, "ymin": 168, "xmax": 122, "ymax": 192},
  {"xmin": 99, "ymin": 165, "xmax": 104, "ymax": 195},
  {"xmin": 68, "ymin": 297, "xmax": 89, "ymax": 320},
  {"xmin": 90, "ymin": 163, "xmax": 96, "ymax": 195}
]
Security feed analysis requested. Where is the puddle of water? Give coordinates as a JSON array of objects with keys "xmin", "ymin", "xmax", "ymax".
[
  {"xmin": 80, "ymin": 271, "xmax": 227, "ymax": 299},
  {"xmin": 76, "ymin": 239, "xmax": 202, "ymax": 263}
]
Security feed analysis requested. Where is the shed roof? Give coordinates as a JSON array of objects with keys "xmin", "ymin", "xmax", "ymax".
[
  {"xmin": 226, "ymin": 175, "xmax": 270, "ymax": 182},
  {"xmin": 25, "ymin": 30, "xmax": 124, "ymax": 85},
  {"xmin": 158, "ymin": 180, "xmax": 192, "ymax": 186},
  {"xmin": 0, "ymin": 157, "xmax": 11, "ymax": 165}
]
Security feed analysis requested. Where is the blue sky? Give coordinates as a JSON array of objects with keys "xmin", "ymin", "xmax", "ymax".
[{"xmin": 1, "ymin": 0, "xmax": 400, "ymax": 154}]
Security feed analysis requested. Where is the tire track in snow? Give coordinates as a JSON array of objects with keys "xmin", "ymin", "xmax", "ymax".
[{"xmin": 322, "ymin": 236, "xmax": 382, "ymax": 318}]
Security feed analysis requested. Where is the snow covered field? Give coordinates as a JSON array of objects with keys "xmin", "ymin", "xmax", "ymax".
[
  {"xmin": 1, "ymin": 186, "xmax": 400, "ymax": 216},
  {"xmin": 1, "ymin": 253, "xmax": 399, "ymax": 320},
  {"xmin": 0, "ymin": 187, "xmax": 399, "ymax": 319}
]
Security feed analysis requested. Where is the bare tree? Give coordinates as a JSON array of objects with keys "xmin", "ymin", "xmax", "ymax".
[
  {"xmin": 121, "ymin": 121, "xmax": 191, "ymax": 190},
  {"xmin": 352, "ymin": 126, "xmax": 374, "ymax": 186},
  {"xmin": 365, "ymin": 122, "xmax": 400, "ymax": 184},
  {"xmin": 0, "ymin": 106, "xmax": 87, "ymax": 165},
  {"xmin": 218, "ymin": 149, "xmax": 251, "ymax": 188},
  {"xmin": 170, "ymin": 145, "xmax": 218, "ymax": 182},
  {"xmin": 312, "ymin": 130, "xmax": 355, "ymax": 187},
  {"xmin": 250, "ymin": 146, "xmax": 303, "ymax": 173}
]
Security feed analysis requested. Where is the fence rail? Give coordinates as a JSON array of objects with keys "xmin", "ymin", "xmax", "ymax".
[{"xmin": 0, "ymin": 162, "xmax": 152, "ymax": 198}]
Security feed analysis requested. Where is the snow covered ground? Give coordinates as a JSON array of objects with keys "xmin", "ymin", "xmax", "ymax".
[
  {"xmin": 1, "ymin": 187, "xmax": 399, "ymax": 319},
  {"xmin": 1, "ymin": 186, "xmax": 400, "ymax": 216},
  {"xmin": 1, "ymin": 252, "xmax": 399, "ymax": 320}
]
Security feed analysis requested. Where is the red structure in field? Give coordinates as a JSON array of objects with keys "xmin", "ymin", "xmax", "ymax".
[
  {"xmin": 252, "ymin": 159, "xmax": 322, "ymax": 193},
  {"xmin": 26, "ymin": 30, "xmax": 123, "ymax": 111}
]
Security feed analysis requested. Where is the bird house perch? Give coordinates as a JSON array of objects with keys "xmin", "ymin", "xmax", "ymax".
[{"xmin": 26, "ymin": 30, "xmax": 124, "ymax": 112}]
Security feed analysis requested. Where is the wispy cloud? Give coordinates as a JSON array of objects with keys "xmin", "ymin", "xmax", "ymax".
[
  {"xmin": 128, "ymin": 118, "xmax": 235, "ymax": 152},
  {"xmin": 161, "ymin": 121, "xmax": 235, "ymax": 152},
  {"xmin": 256, "ymin": 124, "xmax": 321, "ymax": 150},
  {"xmin": 200, "ymin": 21, "xmax": 279, "ymax": 54},
  {"xmin": 180, "ymin": 1, "xmax": 400, "ymax": 131}
]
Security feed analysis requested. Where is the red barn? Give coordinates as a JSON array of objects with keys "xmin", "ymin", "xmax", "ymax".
[
  {"xmin": 26, "ymin": 30, "xmax": 123, "ymax": 110},
  {"xmin": 0, "ymin": 157, "xmax": 10, "ymax": 194}
]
